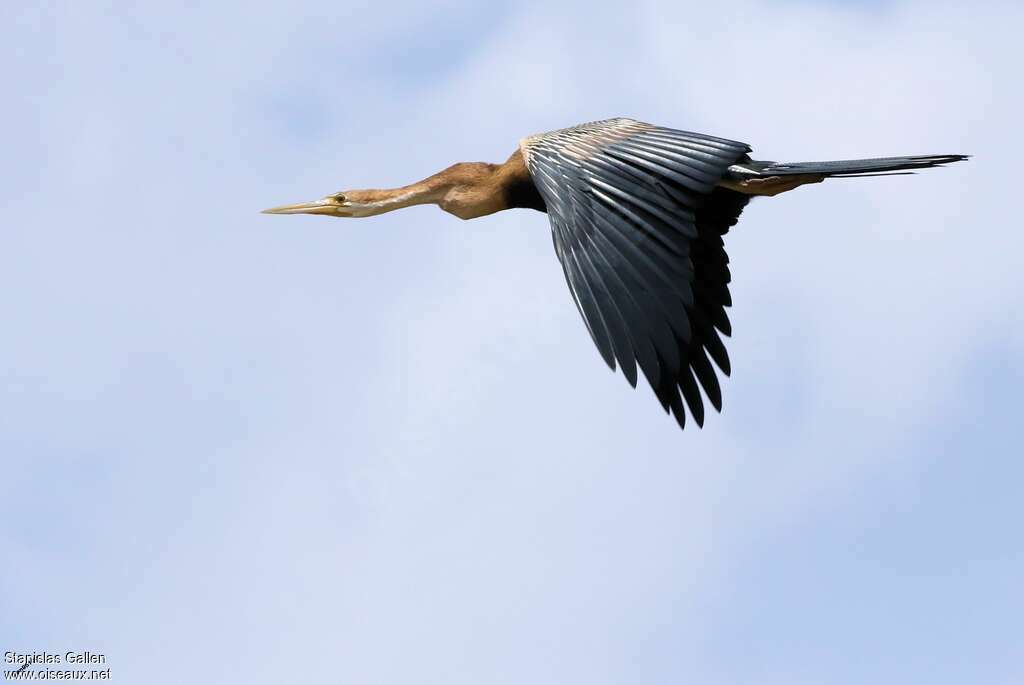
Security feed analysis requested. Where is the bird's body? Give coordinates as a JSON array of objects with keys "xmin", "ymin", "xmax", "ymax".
[{"xmin": 263, "ymin": 118, "xmax": 967, "ymax": 429}]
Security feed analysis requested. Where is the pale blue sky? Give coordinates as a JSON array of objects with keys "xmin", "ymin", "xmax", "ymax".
[{"xmin": 2, "ymin": 1, "xmax": 1021, "ymax": 683}]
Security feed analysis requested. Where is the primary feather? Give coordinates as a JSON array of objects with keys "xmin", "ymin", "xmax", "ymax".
[{"xmin": 521, "ymin": 118, "xmax": 751, "ymax": 428}]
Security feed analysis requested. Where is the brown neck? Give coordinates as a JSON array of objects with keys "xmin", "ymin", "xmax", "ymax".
[{"xmin": 345, "ymin": 149, "xmax": 543, "ymax": 220}]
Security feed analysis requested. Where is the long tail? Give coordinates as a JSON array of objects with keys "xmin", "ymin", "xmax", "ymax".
[{"xmin": 752, "ymin": 154, "xmax": 968, "ymax": 178}]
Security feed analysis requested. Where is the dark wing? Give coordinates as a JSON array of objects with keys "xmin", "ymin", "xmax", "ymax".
[{"xmin": 521, "ymin": 118, "xmax": 752, "ymax": 429}]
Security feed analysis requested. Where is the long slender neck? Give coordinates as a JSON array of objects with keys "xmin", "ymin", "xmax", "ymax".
[
  {"xmin": 345, "ymin": 150, "xmax": 540, "ymax": 220},
  {"xmin": 343, "ymin": 162, "xmax": 491, "ymax": 217},
  {"xmin": 344, "ymin": 178, "xmax": 449, "ymax": 217}
]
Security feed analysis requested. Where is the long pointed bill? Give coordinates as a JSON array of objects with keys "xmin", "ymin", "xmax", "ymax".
[{"xmin": 261, "ymin": 197, "xmax": 339, "ymax": 215}]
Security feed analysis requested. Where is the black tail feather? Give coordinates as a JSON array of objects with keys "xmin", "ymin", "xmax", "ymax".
[
  {"xmin": 829, "ymin": 171, "xmax": 916, "ymax": 178},
  {"xmin": 759, "ymin": 154, "xmax": 968, "ymax": 177}
]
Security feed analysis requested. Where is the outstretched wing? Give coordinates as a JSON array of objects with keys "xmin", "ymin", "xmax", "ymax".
[{"xmin": 521, "ymin": 118, "xmax": 752, "ymax": 429}]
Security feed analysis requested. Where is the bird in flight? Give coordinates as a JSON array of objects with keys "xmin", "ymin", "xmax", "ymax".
[{"xmin": 263, "ymin": 118, "xmax": 966, "ymax": 429}]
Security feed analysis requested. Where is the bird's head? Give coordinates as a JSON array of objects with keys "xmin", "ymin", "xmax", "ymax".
[{"xmin": 261, "ymin": 190, "xmax": 384, "ymax": 218}]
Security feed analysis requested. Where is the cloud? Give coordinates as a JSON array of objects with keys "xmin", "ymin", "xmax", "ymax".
[{"xmin": 1, "ymin": 0, "xmax": 1020, "ymax": 683}]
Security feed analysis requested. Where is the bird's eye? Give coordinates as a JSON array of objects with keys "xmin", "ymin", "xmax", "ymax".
[{"xmin": 333, "ymin": 192, "xmax": 347, "ymax": 203}]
